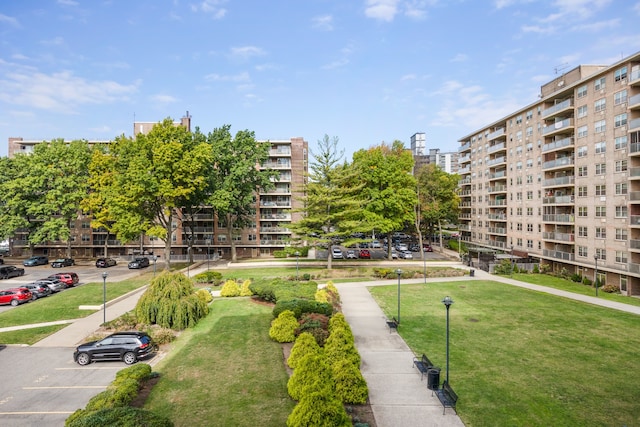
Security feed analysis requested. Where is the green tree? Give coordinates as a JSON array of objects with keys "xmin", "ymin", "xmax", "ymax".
[
  {"xmin": 416, "ymin": 164, "xmax": 460, "ymax": 251},
  {"xmin": 351, "ymin": 141, "xmax": 417, "ymax": 259},
  {"xmin": 206, "ymin": 125, "xmax": 277, "ymax": 262},
  {"xmin": 0, "ymin": 140, "xmax": 92, "ymax": 256},
  {"xmin": 290, "ymin": 135, "xmax": 364, "ymax": 269},
  {"xmin": 86, "ymin": 119, "xmax": 213, "ymax": 268}
]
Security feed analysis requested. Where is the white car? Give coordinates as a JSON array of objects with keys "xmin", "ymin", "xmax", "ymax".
[
  {"xmin": 332, "ymin": 248, "xmax": 344, "ymax": 259},
  {"xmin": 396, "ymin": 244, "xmax": 409, "ymax": 252},
  {"xmin": 399, "ymin": 251, "xmax": 413, "ymax": 259},
  {"xmin": 346, "ymin": 250, "xmax": 357, "ymax": 259}
]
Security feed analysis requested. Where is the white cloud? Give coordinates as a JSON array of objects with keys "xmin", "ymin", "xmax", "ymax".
[
  {"xmin": 229, "ymin": 46, "xmax": 266, "ymax": 60},
  {"xmin": 191, "ymin": 0, "xmax": 227, "ymax": 19},
  {"xmin": 570, "ymin": 18, "xmax": 619, "ymax": 32},
  {"xmin": 312, "ymin": 15, "xmax": 334, "ymax": 31},
  {"xmin": 364, "ymin": 0, "xmax": 400, "ymax": 22},
  {"xmin": 0, "ymin": 69, "xmax": 139, "ymax": 113},
  {"xmin": 11, "ymin": 53, "xmax": 30, "ymax": 61},
  {"xmin": 204, "ymin": 71, "xmax": 251, "ymax": 82},
  {"xmin": 0, "ymin": 13, "xmax": 20, "ymax": 28}
]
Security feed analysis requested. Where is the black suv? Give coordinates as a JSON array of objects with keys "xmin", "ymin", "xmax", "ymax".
[
  {"xmin": 96, "ymin": 257, "xmax": 117, "ymax": 268},
  {"xmin": 128, "ymin": 257, "xmax": 150, "ymax": 269},
  {"xmin": 0, "ymin": 265, "xmax": 25, "ymax": 279},
  {"xmin": 74, "ymin": 331, "xmax": 156, "ymax": 366}
]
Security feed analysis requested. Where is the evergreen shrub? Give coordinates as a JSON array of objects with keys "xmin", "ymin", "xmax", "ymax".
[
  {"xmin": 288, "ymin": 332, "xmax": 322, "ymax": 369},
  {"xmin": 239, "ymin": 279, "xmax": 253, "ymax": 296},
  {"xmin": 332, "ymin": 358, "xmax": 369, "ymax": 404},
  {"xmin": 66, "ymin": 407, "xmax": 173, "ymax": 427},
  {"xmin": 220, "ymin": 279, "xmax": 240, "ymax": 297},
  {"xmin": 287, "ymin": 353, "xmax": 333, "ymax": 401},
  {"xmin": 286, "ymin": 391, "xmax": 351, "ymax": 427},
  {"xmin": 192, "ymin": 270, "xmax": 223, "ymax": 285},
  {"xmin": 273, "ymin": 298, "xmax": 333, "ymax": 318},
  {"xmin": 269, "ymin": 310, "xmax": 298, "ymax": 343}
]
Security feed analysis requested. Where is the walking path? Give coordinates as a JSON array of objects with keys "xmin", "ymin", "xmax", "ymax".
[{"xmin": 3, "ymin": 255, "xmax": 640, "ymax": 426}]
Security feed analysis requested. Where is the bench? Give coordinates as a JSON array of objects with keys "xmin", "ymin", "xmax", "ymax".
[
  {"xmin": 386, "ymin": 317, "xmax": 398, "ymax": 332},
  {"xmin": 435, "ymin": 381, "xmax": 458, "ymax": 414},
  {"xmin": 412, "ymin": 353, "xmax": 435, "ymax": 380}
]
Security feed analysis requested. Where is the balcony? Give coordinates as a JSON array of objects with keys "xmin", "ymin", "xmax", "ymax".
[
  {"xmin": 487, "ymin": 213, "xmax": 507, "ymax": 221},
  {"xmin": 488, "ymin": 185, "xmax": 507, "ymax": 193},
  {"xmin": 487, "ymin": 142, "xmax": 506, "ymax": 154},
  {"xmin": 543, "ymin": 249, "xmax": 575, "ymax": 261},
  {"xmin": 488, "ymin": 199, "xmax": 507, "ymax": 206},
  {"xmin": 488, "ymin": 227, "xmax": 507, "ymax": 235},
  {"xmin": 262, "ymin": 161, "xmax": 291, "ymax": 169},
  {"xmin": 260, "ymin": 200, "xmax": 291, "ymax": 207},
  {"xmin": 630, "ymin": 117, "xmax": 640, "ymax": 132},
  {"xmin": 486, "ymin": 128, "xmax": 506, "ymax": 141},
  {"xmin": 629, "ymin": 167, "xmax": 640, "ymax": 178},
  {"xmin": 630, "ymin": 215, "xmax": 640, "ymax": 226},
  {"xmin": 542, "ymin": 232, "xmax": 575, "ymax": 242},
  {"xmin": 487, "ymin": 240, "xmax": 507, "ymax": 249},
  {"xmin": 458, "ymin": 166, "xmax": 470, "ymax": 174},
  {"xmin": 542, "ymin": 157, "xmax": 574, "ymax": 171},
  {"xmin": 260, "ymin": 226, "xmax": 291, "ymax": 233},
  {"xmin": 260, "ymin": 213, "xmax": 291, "ymax": 220},
  {"xmin": 459, "ymin": 189, "xmax": 472, "ymax": 196},
  {"xmin": 269, "ymin": 148, "xmax": 291, "ymax": 156},
  {"xmin": 543, "ymin": 195, "xmax": 575, "ymax": 205},
  {"xmin": 628, "ymin": 263, "xmax": 640, "ymax": 274},
  {"xmin": 459, "ymin": 154, "xmax": 471, "ymax": 164},
  {"xmin": 630, "ymin": 69, "xmax": 640, "ymax": 86},
  {"xmin": 629, "ymin": 93, "xmax": 640, "ymax": 110},
  {"xmin": 459, "ymin": 141, "xmax": 471, "ymax": 152},
  {"xmin": 459, "ymin": 177, "xmax": 471, "ymax": 185},
  {"xmin": 630, "ymin": 192, "xmax": 640, "ymax": 202},
  {"xmin": 629, "ymin": 239, "xmax": 640, "ymax": 250},
  {"xmin": 541, "ymin": 99, "xmax": 574, "ymax": 119},
  {"xmin": 542, "ymin": 118, "xmax": 574, "ymax": 136},
  {"xmin": 542, "ymin": 136, "xmax": 574, "ymax": 153},
  {"xmin": 459, "ymin": 213, "xmax": 471, "ymax": 219},
  {"xmin": 459, "ymin": 224, "xmax": 471, "ymax": 231},
  {"xmin": 543, "ymin": 175, "xmax": 575, "ymax": 187},
  {"xmin": 542, "ymin": 214, "xmax": 575, "ymax": 223},
  {"xmin": 486, "ymin": 156, "xmax": 506, "ymax": 167},
  {"xmin": 489, "ymin": 170, "xmax": 507, "ymax": 180}
]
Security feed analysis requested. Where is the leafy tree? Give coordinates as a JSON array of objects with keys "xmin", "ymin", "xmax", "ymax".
[
  {"xmin": 415, "ymin": 164, "xmax": 460, "ymax": 251},
  {"xmin": 206, "ymin": 125, "xmax": 277, "ymax": 262},
  {"xmin": 86, "ymin": 118, "xmax": 213, "ymax": 268},
  {"xmin": 351, "ymin": 141, "xmax": 417, "ymax": 259},
  {"xmin": 289, "ymin": 135, "xmax": 364, "ymax": 269},
  {"xmin": 0, "ymin": 140, "xmax": 92, "ymax": 256},
  {"xmin": 135, "ymin": 271, "xmax": 208, "ymax": 330}
]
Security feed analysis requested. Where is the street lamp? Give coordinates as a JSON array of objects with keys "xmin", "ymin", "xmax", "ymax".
[
  {"xmin": 594, "ymin": 254, "xmax": 599, "ymax": 297},
  {"xmin": 510, "ymin": 245, "xmax": 515, "ymax": 277},
  {"xmin": 395, "ymin": 269, "xmax": 402, "ymax": 324},
  {"xmin": 442, "ymin": 295, "xmax": 454, "ymax": 385},
  {"xmin": 102, "ymin": 272, "xmax": 108, "ymax": 324},
  {"xmin": 187, "ymin": 247, "xmax": 191, "ymax": 278},
  {"xmin": 152, "ymin": 255, "xmax": 158, "ymax": 277},
  {"xmin": 295, "ymin": 251, "xmax": 300, "ymax": 280},
  {"xmin": 206, "ymin": 238, "xmax": 212, "ymax": 271}
]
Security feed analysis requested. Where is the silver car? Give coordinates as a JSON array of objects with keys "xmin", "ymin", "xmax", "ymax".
[{"xmin": 35, "ymin": 278, "xmax": 66, "ymax": 293}]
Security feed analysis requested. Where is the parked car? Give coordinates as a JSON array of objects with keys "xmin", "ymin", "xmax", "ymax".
[
  {"xmin": 96, "ymin": 257, "xmax": 117, "ymax": 268},
  {"xmin": 51, "ymin": 258, "xmax": 75, "ymax": 268},
  {"xmin": 391, "ymin": 249, "xmax": 398, "ymax": 259},
  {"xmin": 23, "ymin": 256, "xmax": 49, "ymax": 266},
  {"xmin": 48, "ymin": 272, "xmax": 79, "ymax": 287},
  {"xmin": 73, "ymin": 331, "xmax": 157, "ymax": 366},
  {"xmin": 371, "ymin": 240, "xmax": 382, "ymax": 249},
  {"xmin": 23, "ymin": 283, "xmax": 52, "ymax": 300},
  {"xmin": 359, "ymin": 249, "xmax": 371, "ymax": 259},
  {"xmin": 35, "ymin": 278, "xmax": 67, "ymax": 293},
  {"xmin": 399, "ymin": 251, "xmax": 413, "ymax": 259},
  {"xmin": 0, "ymin": 265, "xmax": 25, "ymax": 279},
  {"xmin": 345, "ymin": 250, "xmax": 357, "ymax": 259},
  {"xmin": 423, "ymin": 244, "xmax": 433, "ymax": 252},
  {"xmin": 128, "ymin": 257, "xmax": 150, "ymax": 269},
  {"xmin": 0, "ymin": 288, "xmax": 32, "ymax": 306},
  {"xmin": 396, "ymin": 244, "xmax": 409, "ymax": 252},
  {"xmin": 331, "ymin": 248, "xmax": 343, "ymax": 259},
  {"xmin": 0, "ymin": 258, "xmax": 4, "ymax": 265}
]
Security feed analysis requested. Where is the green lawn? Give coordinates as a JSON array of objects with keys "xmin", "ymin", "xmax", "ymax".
[
  {"xmin": 145, "ymin": 298, "xmax": 294, "ymax": 426},
  {"xmin": 369, "ymin": 280, "xmax": 640, "ymax": 427}
]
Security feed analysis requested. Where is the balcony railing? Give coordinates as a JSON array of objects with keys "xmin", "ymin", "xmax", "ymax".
[
  {"xmin": 486, "ymin": 156, "xmax": 506, "ymax": 167},
  {"xmin": 543, "ymin": 249, "xmax": 575, "ymax": 261},
  {"xmin": 630, "ymin": 117, "xmax": 640, "ymax": 131},
  {"xmin": 459, "ymin": 141, "xmax": 471, "ymax": 152},
  {"xmin": 542, "ymin": 157, "xmax": 574, "ymax": 170},
  {"xmin": 459, "ymin": 177, "xmax": 472, "ymax": 185},
  {"xmin": 542, "ymin": 214, "xmax": 575, "ymax": 223},
  {"xmin": 629, "ymin": 239, "xmax": 640, "ymax": 250},
  {"xmin": 488, "ymin": 199, "xmax": 507, "ymax": 206},
  {"xmin": 630, "ymin": 192, "xmax": 640, "ymax": 202},
  {"xmin": 631, "ymin": 69, "xmax": 640, "ymax": 85},
  {"xmin": 543, "ymin": 195, "xmax": 575, "ymax": 204},
  {"xmin": 630, "ymin": 167, "xmax": 640, "ymax": 178},
  {"xmin": 542, "ymin": 118, "xmax": 574, "ymax": 136},
  {"xmin": 542, "ymin": 232, "xmax": 575, "ymax": 242},
  {"xmin": 541, "ymin": 99, "xmax": 574, "ymax": 118},
  {"xmin": 487, "ymin": 128, "xmax": 506, "ymax": 141},
  {"xmin": 630, "ymin": 215, "xmax": 640, "ymax": 226},
  {"xmin": 489, "ymin": 170, "xmax": 507, "ymax": 180},
  {"xmin": 629, "ymin": 93, "xmax": 640, "ymax": 109},
  {"xmin": 488, "ymin": 185, "xmax": 507, "ymax": 193},
  {"xmin": 542, "ymin": 136, "xmax": 574, "ymax": 153},
  {"xmin": 487, "ymin": 142, "xmax": 506, "ymax": 154},
  {"xmin": 628, "ymin": 263, "xmax": 640, "ymax": 274},
  {"xmin": 488, "ymin": 213, "xmax": 507, "ymax": 220},
  {"xmin": 542, "ymin": 175, "xmax": 575, "ymax": 187},
  {"xmin": 488, "ymin": 227, "xmax": 507, "ymax": 235}
]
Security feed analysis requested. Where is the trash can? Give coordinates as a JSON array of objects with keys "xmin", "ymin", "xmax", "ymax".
[
  {"xmin": 470, "ymin": 269, "xmax": 475, "ymax": 277},
  {"xmin": 427, "ymin": 367, "xmax": 441, "ymax": 391}
]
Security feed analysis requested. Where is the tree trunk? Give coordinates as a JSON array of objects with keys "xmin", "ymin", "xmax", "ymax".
[
  {"xmin": 227, "ymin": 214, "xmax": 237, "ymax": 263},
  {"xmin": 164, "ymin": 221, "xmax": 172, "ymax": 270}
]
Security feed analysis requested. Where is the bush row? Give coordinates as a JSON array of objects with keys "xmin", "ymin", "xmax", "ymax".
[{"xmin": 250, "ymin": 278, "xmax": 318, "ymax": 303}]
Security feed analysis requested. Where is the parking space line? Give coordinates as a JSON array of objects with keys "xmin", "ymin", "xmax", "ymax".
[
  {"xmin": 55, "ymin": 366, "xmax": 121, "ymax": 370},
  {"xmin": 23, "ymin": 386, "xmax": 106, "ymax": 389}
]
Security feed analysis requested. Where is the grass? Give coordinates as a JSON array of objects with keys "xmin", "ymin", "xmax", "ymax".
[
  {"xmin": 508, "ymin": 272, "xmax": 640, "ymax": 307},
  {"xmin": 145, "ymin": 298, "xmax": 294, "ymax": 426},
  {"xmin": 0, "ymin": 324, "xmax": 68, "ymax": 345},
  {"xmin": 369, "ymin": 280, "xmax": 640, "ymax": 427}
]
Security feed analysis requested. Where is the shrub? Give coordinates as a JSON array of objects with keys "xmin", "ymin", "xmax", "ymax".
[
  {"xmin": 305, "ymin": 327, "xmax": 330, "ymax": 347},
  {"xmin": 239, "ymin": 279, "xmax": 253, "ymax": 296},
  {"xmin": 287, "ymin": 353, "xmax": 334, "ymax": 401},
  {"xmin": 149, "ymin": 327, "xmax": 176, "ymax": 345},
  {"xmin": 274, "ymin": 250, "xmax": 288, "ymax": 258},
  {"xmin": 269, "ymin": 310, "xmax": 298, "ymax": 343},
  {"xmin": 66, "ymin": 407, "xmax": 173, "ymax": 427},
  {"xmin": 220, "ymin": 279, "xmax": 241, "ymax": 297},
  {"xmin": 302, "ymin": 273, "xmax": 312, "ymax": 281},
  {"xmin": 372, "ymin": 268, "xmax": 393, "ymax": 278},
  {"xmin": 570, "ymin": 273, "xmax": 582, "ymax": 283},
  {"xmin": 324, "ymin": 328, "xmax": 360, "ymax": 368},
  {"xmin": 196, "ymin": 288, "xmax": 213, "ymax": 304},
  {"xmin": 315, "ymin": 289, "xmax": 329, "ymax": 303},
  {"xmin": 288, "ymin": 332, "xmax": 322, "ymax": 369},
  {"xmin": 273, "ymin": 299, "xmax": 334, "ymax": 318},
  {"xmin": 332, "ymin": 359, "xmax": 369, "ymax": 404},
  {"xmin": 104, "ymin": 312, "xmax": 139, "ymax": 331},
  {"xmin": 286, "ymin": 391, "xmax": 351, "ymax": 427},
  {"xmin": 192, "ymin": 270, "xmax": 223, "ymax": 285},
  {"xmin": 135, "ymin": 272, "xmax": 208, "ymax": 330},
  {"xmin": 582, "ymin": 276, "xmax": 593, "ymax": 286},
  {"xmin": 297, "ymin": 313, "xmax": 330, "ymax": 334},
  {"xmin": 602, "ymin": 284, "xmax": 620, "ymax": 293},
  {"xmin": 114, "ymin": 363, "xmax": 152, "ymax": 383},
  {"xmin": 532, "ymin": 263, "xmax": 540, "ymax": 274},
  {"xmin": 540, "ymin": 263, "xmax": 551, "ymax": 274}
]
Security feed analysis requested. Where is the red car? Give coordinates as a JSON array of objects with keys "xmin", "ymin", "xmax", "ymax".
[
  {"xmin": 359, "ymin": 249, "xmax": 371, "ymax": 259},
  {"xmin": 48, "ymin": 272, "xmax": 79, "ymax": 287},
  {"xmin": 0, "ymin": 288, "xmax": 32, "ymax": 306},
  {"xmin": 423, "ymin": 244, "xmax": 433, "ymax": 252}
]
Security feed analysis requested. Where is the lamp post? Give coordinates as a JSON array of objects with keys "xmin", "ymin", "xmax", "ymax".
[
  {"xmin": 510, "ymin": 245, "xmax": 515, "ymax": 277},
  {"xmin": 187, "ymin": 247, "xmax": 191, "ymax": 278},
  {"xmin": 442, "ymin": 295, "xmax": 454, "ymax": 385},
  {"xmin": 395, "ymin": 269, "xmax": 402, "ymax": 324},
  {"xmin": 594, "ymin": 254, "xmax": 599, "ymax": 297},
  {"xmin": 102, "ymin": 272, "xmax": 108, "ymax": 324},
  {"xmin": 295, "ymin": 251, "xmax": 300, "ymax": 280},
  {"xmin": 152, "ymin": 255, "xmax": 158, "ymax": 277},
  {"xmin": 206, "ymin": 238, "xmax": 211, "ymax": 271}
]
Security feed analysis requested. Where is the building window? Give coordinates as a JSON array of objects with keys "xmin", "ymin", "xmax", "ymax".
[
  {"xmin": 620, "ymin": 277, "xmax": 628, "ymax": 293},
  {"xmin": 615, "ymin": 228, "xmax": 628, "ymax": 241},
  {"xmin": 578, "ymin": 226, "xmax": 588, "ymax": 237},
  {"xmin": 615, "ymin": 205, "xmax": 628, "ymax": 218},
  {"xmin": 248, "ymin": 234, "xmax": 257, "ymax": 241},
  {"xmin": 527, "ymin": 191, "xmax": 533, "ymax": 200},
  {"xmin": 526, "ymin": 159, "xmax": 533, "ymax": 168},
  {"xmin": 577, "ymin": 84, "xmax": 587, "ymax": 98},
  {"xmin": 594, "ymin": 77, "xmax": 606, "ymax": 91},
  {"xmin": 595, "ymin": 163, "xmax": 606, "ymax": 175},
  {"xmin": 578, "ymin": 206, "xmax": 588, "ymax": 217},
  {"xmin": 578, "ymin": 246, "xmax": 588, "ymax": 257},
  {"xmin": 615, "ymin": 113, "xmax": 628, "ymax": 128},
  {"xmin": 526, "ymin": 110, "xmax": 533, "ymax": 120},
  {"xmin": 578, "ymin": 186, "xmax": 587, "ymax": 197},
  {"xmin": 595, "ymin": 227, "xmax": 606, "ymax": 239},
  {"xmin": 527, "ymin": 207, "xmax": 533, "ymax": 216},
  {"xmin": 578, "ymin": 166, "xmax": 588, "ymax": 177},
  {"xmin": 526, "ymin": 175, "xmax": 533, "ymax": 184},
  {"xmin": 614, "ymin": 89, "xmax": 628, "ymax": 105},
  {"xmin": 615, "ymin": 160, "xmax": 628, "ymax": 172},
  {"xmin": 596, "ymin": 248, "xmax": 606, "ymax": 261},
  {"xmin": 577, "ymin": 125, "xmax": 588, "ymax": 138},
  {"xmin": 595, "ymin": 141, "xmax": 606, "ymax": 154},
  {"xmin": 526, "ymin": 127, "xmax": 533, "ymax": 137},
  {"xmin": 595, "ymin": 206, "xmax": 606, "ymax": 217},
  {"xmin": 615, "ymin": 183, "xmax": 628, "ymax": 195},
  {"xmin": 594, "ymin": 98, "xmax": 606, "ymax": 112},
  {"xmin": 81, "ymin": 234, "xmax": 90, "ymax": 242},
  {"xmin": 595, "ymin": 184, "xmax": 606, "ymax": 196},
  {"xmin": 217, "ymin": 235, "xmax": 227, "ymax": 242},
  {"xmin": 595, "ymin": 120, "xmax": 606, "ymax": 133},
  {"xmin": 516, "ymin": 115, "xmax": 523, "ymax": 124},
  {"xmin": 615, "ymin": 136, "xmax": 628, "ymax": 150},
  {"xmin": 577, "ymin": 105, "xmax": 588, "ymax": 118},
  {"xmin": 614, "ymin": 66, "xmax": 627, "ymax": 82},
  {"xmin": 615, "ymin": 251, "xmax": 628, "ymax": 264},
  {"xmin": 517, "ymin": 223, "xmax": 523, "ymax": 231},
  {"xmin": 527, "ymin": 224, "xmax": 533, "ymax": 232},
  {"xmin": 517, "ymin": 207, "xmax": 523, "ymax": 216}
]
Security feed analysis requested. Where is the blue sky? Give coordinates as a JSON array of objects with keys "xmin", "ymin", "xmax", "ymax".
[{"xmin": 1, "ymin": 0, "xmax": 640, "ymax": 160}]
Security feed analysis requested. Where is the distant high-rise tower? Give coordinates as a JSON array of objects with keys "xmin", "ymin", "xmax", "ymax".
[{"xmin": 410, "ymin": 132, "xmax": 426, "ymax": 156}]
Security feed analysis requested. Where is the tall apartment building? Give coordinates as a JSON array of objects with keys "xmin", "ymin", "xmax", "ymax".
[
  {"xmin": 6, "ymin": 114, "xmax": 308, "ymax": 259},
  {"xmin": 428, "ymin": 148, "xmax": 459, "ymax": 174},
  {"xmin": 458, "ymin": 51, "xmax": 640, "ymax": 296}
]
